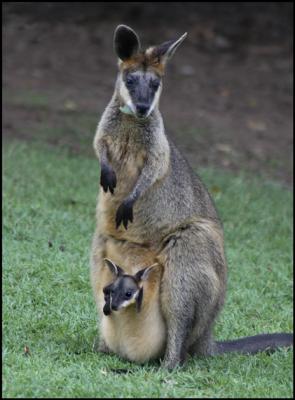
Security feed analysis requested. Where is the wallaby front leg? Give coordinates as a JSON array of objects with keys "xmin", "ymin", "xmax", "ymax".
[{"xmin": 98, "ymin": 142, "xmax": 117, "ymax": 194}]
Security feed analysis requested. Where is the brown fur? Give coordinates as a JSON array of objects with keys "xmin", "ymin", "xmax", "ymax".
[{"xmin": 119, "ymin": 49, "xmax": 165, "ymax": 76}]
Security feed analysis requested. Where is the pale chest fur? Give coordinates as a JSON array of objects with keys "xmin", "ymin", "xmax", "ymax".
[
  {"xmin": 106, "ymin": 135, "xmax": 146, "ymax": 184},
  {"xmin": 94, "ymin": 102, "xmax": 171, "ymax": 242},
  {"xmin": 103, "ymin": 113, "xmax": 148, "ymax": 176},
  {"xmin": 101, "ymin": 297, "xmax": 166, "ymax": 363},
  {"xmin": 97, "ymin": 121, "xmax": 148, "ymax": 237}
]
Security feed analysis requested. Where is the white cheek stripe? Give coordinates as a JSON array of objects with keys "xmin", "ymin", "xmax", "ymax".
[
  {"xmin": 119, "ymin": 82, "xmax": 136, "ymax": 114},
  {"xmin": 147, "ymin": 84, "xmax": 162, "ymax": 117},
  {"xmin": 117, "ymin": 292, "xmax": 138, "ymax": 310}
]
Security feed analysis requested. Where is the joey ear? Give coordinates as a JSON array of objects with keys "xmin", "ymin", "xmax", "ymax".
[
  {"xmin": 103, "ymin": 300, "xmax": 112, "ymax": 316},
  {"xmin": 113, "ymin": 24, "xmax": 141, "ymax": 61},
  {"xmin": 134, "ymin": 263, "xmax": 159, "ymax": 282},
  {"xmin": 153, "ymin": 32, "xmax": 187, "ymax": 64},
  {"xmin": 104, "ymin": 258, "xmax": 124, "ymax": 276},
  {"xmin": 136, "ymin": 287, "xmax": 143, "ymax": 313}
]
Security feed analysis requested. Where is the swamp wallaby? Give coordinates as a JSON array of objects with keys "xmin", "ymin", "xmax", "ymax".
[
  {"xmin": 90, "ymin": 25, "xmax": 293, "ymax": 369},
  {"xmin": 100, "ymin": 259, "xmax": 165, "ymax": 363}
]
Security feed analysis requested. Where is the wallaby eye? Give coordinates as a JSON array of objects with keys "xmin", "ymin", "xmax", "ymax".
[
  {"xmin": 125, "ymin": 291, "xmax": 132, "ymax": 298},
  {"xmin": 126, "ymin": 76, "xmax": 136, "ymax": 86},
  {"xmin": 150, "ymin": 79, "xmax": 160, "ymax": 90}
]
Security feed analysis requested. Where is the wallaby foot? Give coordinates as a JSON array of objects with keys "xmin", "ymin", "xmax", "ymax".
[
  {"xmin": 161, "ymin": 358, "xmax": 183, "ymax": 371},
  {"xmin": 160, "ymin": 313, "xmax": 192, "ymax": 369},
  {"xmin": 161, "ymin": 343, "xmax": 188, "ymax": 370}
]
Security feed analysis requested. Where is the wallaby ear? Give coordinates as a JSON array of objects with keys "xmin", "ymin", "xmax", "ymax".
[
  {"xmin": 134, "ymin": 263, "xmax": 159, "ymax": 282},
  {"xmin": 113, "ymin": 24, "xmax": 141, "ymax": 61},
  {"xmin": 153, "ymin": 32, "xmax": 187, "ymax": 65},
  {"xmin": 104, "ymin": 258, "xmax": 124, "ymax": 276}
]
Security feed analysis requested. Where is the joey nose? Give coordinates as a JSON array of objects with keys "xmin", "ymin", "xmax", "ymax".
[{"xmin": 136, "ymin": 103, "xmax": 149, "ymax": 117}]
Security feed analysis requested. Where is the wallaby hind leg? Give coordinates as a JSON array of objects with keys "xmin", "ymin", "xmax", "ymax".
[
  {"xmin": 188, "ymin": 325, "xmax": 217, "ymax": 357},
  {"xmin": 159, "ymin": 221, "xmax": 226, "ymax": 369}
]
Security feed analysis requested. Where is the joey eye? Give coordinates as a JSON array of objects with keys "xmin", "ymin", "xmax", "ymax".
[
  {"xmin": 103, "ymin": 285, "xmax": 111, "ymax": 294},
  {"xmin": 125, "ymin": 291, "xmax": 132, "ymax": 298}
]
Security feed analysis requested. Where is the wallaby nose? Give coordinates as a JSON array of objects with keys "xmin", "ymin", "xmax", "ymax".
[{"xmin": 136, "ymin": 103, "xmax": 149, "ymax": 117}]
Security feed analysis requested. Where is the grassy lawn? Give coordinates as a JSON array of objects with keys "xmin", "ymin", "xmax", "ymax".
[{"xmin": 2, "ymin": 140, "xmax": 293, "ymax": 398}]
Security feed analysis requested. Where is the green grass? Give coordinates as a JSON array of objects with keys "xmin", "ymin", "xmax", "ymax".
[{"xmin": 3, "ymin": 140, "xmax": 293, "ymax": 398}]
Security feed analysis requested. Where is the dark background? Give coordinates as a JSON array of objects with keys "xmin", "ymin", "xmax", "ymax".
[{"xmin": 3, "ymin": 2, "xmax": 293, "ymax": 185}]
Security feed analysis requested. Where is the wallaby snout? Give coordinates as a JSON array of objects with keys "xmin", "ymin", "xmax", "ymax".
[{"xmin": 136, "ymin": 103, "xmax": 149, "ymax": 117}]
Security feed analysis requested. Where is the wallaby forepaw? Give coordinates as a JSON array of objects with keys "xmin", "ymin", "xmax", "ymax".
[
  {"xmin": 116, "ymin": 199, "xmax": 134, "ymax": 229},
  {"xmin": 100, "ymin": 164, "xmax": 117, "ymax": 194}
]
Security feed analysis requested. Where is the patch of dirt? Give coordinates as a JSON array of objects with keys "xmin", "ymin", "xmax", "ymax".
[{"xmin": 3, "ymin": 3, "xmax": 293, "ymax": 186}]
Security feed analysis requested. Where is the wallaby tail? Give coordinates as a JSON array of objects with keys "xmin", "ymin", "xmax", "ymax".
[{"xmin": 214, "ymin": 333, "xmax": 293, "ymax": 355}]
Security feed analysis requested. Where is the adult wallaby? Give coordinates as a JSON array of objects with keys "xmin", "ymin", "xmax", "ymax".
[
  {"xmin": 100, "ymin": 259, "xmax": 165, "ymax": 363},
  {"xmin": 90, "ymin": 25, "xmax": 293, "ymax": 369}
]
